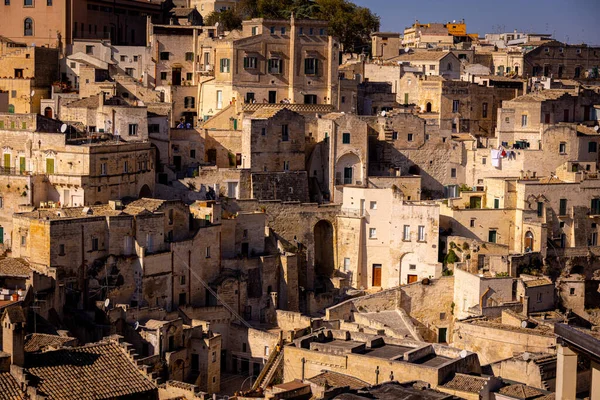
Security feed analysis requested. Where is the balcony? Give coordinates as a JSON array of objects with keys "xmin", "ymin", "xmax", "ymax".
[{"xmin": 0, "ymin": 167, "xmax": 31, "ymax": 177}]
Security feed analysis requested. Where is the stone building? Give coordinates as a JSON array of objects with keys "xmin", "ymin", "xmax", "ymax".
[
  {"xmin": 0, "ymin": 0, "xmax": 168, "ymax": 50},
  {"xmin": 337, "ymin": 187, "xmax": 442, "ymax": 289},
  {"xmin": 284, "ymin": 329, "xmax": 481, "ymax": 389},
  {"xmin": 402, "ymin": 21, "xmax": 453, "ymax": 49},
  {"xmin": 371, "ymin": 32, "xmax": 402, "ymax": 61},
  {"xmin": 391, "ymin": 51, "xmax": 461, "ymax": 80},
  {"xmin": 0, "ymin": 113, "xmax": 156, "ymax": 244},
  {"xmin": 191, "ymin": 0, "xmax": 239, "ymax": 18},
  {"xmin": 59, "ymin": 93, "xmax": 150, "ymax": 141},
  {"xmin": 198, "ymin": 15, "xmax": 339, "ymax": 120},
  {"xmin": 522, "ymin": 40, "xmax": 600, "ymax": 79},
  {"xmin": 0, "ymin": 43, "xmax": 59, "ymax": 114}
]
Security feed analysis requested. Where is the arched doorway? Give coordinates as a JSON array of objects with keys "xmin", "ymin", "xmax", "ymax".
[
  {"xmin": 314, "ymin": 220, "xmax": 334, "ymax": 290},
  {"xmin": 426, "ymin": 102, "xmax": 432, "ymax": 112},
  {"xmin": 44, "ymin": 107, "xmax": 53, "ymax": 118},
  {"xmin": 524, "ymin": 231, "xmax": 534, "ymax": 252},
  {"xmin": 139, "ymin": 184, "xmax": 152, "ymax": 198},
  {"xmin": 335, "ymin": 152, "xmax": 362, "ymax": 186}
]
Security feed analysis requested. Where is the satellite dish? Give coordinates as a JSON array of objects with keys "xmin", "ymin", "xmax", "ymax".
[
  {"xmin": 60, "ymin": 124, "xmax": 67, "ymax": 133},
  {"xmin": 595, "ymin": 126, "xmax": 599, "ymax": 132},
  {"xmin": 522, "ymin": 352, "xmax": 530, "ymax": 361},
  {"xmin": 459, "ymin": 350, "xmax": 468, "ymax": 359},
  {"xmin": 521, "ymin": 321, "xmax": 528, "ymax": 328},
  {"xmin": 30, "ymin": 90, "xmax": 35, "ymax": 97},
  {"xmin": 134, "ymin": 321, "xmax": 140, "ymax": 330},
  {"xmin": 104, "ymin": 298, "xmax": 110, "ymax": 308},
  {"xmin": 381, "ymin": 110, "xmax": 386, "ymax": 117}
]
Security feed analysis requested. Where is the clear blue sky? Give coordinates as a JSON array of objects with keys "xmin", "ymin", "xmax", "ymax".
[{"xmin": 352, "ymin": 0, "xmax": 600, "ymax": 46}]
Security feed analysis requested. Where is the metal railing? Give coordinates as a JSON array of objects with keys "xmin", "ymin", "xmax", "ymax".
[{"xmin": 0, "ymin": 167, "xmax": 31, "ymax": 176}]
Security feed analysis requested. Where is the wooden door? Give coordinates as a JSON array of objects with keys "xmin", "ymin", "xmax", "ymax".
[
  {"xmin": 372, "ymin": 264, "xmax": 382, "ymax": 287},
  {"xmin": 407, "ymin": 274, "xmax": 418, "ymax": 284}
]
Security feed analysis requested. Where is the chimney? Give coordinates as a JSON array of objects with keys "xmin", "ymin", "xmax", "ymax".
[{"xmin": 1, "ymin": 307, "xmax": 26, "ymax": 367}]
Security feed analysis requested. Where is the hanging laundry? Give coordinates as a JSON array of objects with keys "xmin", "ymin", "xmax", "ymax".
[{"xmin": 491, "ymin": 149, "xmax": 501, "ymax": 168}]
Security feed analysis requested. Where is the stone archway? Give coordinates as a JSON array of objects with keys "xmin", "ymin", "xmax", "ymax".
[
  {"xmin": 335, "ymin": 152, "xmax": 362, "ymax": 186},
  {"xmin": 139, "ymin": 184, "xmax": 152, "ymax": 198},
  {"xmin": 426, "ymin": 102, "xmax": 432, "ymax": 112},
  {"xmin": 44, "ymin": 107, "xmax": 53, "ymax": 118}
]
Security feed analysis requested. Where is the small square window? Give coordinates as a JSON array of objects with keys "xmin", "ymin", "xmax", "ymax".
[
  {"xmin": 409, "ymin": 264, "xmax": 416, "ymax": 270},
  {"xmin": 407, "ymin": 133, "xmax": 413, "ymax": 142},
  {"xmin": 370, "ymin": 201, "xmax": 377, "ymax": 210},
  {"xmin": 570, "ymin": 288, "xmax": 575, "ymax": 295},
  {"xmin": 451, "ymin": 168, "xmax": 457, "ymax": 178},
  {"xmin": 342, "ymin": 132, "xmax": 350, "ymax": 144},
  {"xmin": 392, "ymin": 131, "xmax": 398, "ymax": 140},
  {"xmin": 58, "ymin": 244, "xmax": 65, "ymax": 256},
  {"xmin": 369, "ymin": 228, "xmax": 377, "ymax": 239},
  {"xmin": 160, "ymin": 52, "xmax": 169, "ymax": 60},
  {"xmin": 160, "ymin": 72, "xmax": 167, "ymax": 80},
  {"xmin": 470, "ymin": 219, "xmax": 475, "ymax": 227}
]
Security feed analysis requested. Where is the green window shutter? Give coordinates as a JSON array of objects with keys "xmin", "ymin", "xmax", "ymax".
[{"xmin": 46, "ymin": 158, "xmax": 54, "ymax": 174}]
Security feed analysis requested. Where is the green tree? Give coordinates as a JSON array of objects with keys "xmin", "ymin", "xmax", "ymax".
[{"xmin": 205, "ymin": 9, "xmax": 243, "ymax": 31}]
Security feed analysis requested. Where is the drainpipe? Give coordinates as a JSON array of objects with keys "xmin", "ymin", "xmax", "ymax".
[
  {"xmin": 375, "ymin": 366, "xmax": 380, "ymax": 384},
  {"xmin": 301, "ymin": 357, "xmax": 305, "ymax": 380}
]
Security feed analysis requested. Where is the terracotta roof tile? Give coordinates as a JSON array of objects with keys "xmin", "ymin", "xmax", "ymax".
[
  {"xmin": 307, "ymin": 371, "xmax": 368, "ymax": 390},
  {"xmin": 25, "ymin": 342, "xmax": 157, "ymax": 399},
  {"xmin": 441, "ymin": 373, "xmax": 488, "ymax": 393},
  {"xmin": 24, "ymin": 334, "xmax": 77, "ymax": 353},
  {"xmin": 0, "ymin": 258, "xmax": 30, "ymax": 278},
  {"xmin": 498, "ymin": 384, "xmax": 545, "ymax": 399},
  {"xmin": 0, "ymin": 372, "xmax": 25, "ymax": 400}
]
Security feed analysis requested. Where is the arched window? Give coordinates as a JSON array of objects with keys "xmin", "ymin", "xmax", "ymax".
[
  {"xmin": 24, "ymin": 18, "xmax": 33, "ymax": 36},
  {"xmin": 524, "ymin": 231, "xmax": 534, "ymax": 252},
  {"xmin": 447, "ymin": 62, "xmax": 453, "ymax": 71}
]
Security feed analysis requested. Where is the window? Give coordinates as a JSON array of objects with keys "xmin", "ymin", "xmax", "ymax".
[
  {"xmin": 123, "ymin": 161, "xmax": 128, "ymax": 173},
  {"xmin": 206, "ymin": 246, "xmax": 210, "ymax": 258},
  {"xmin": 451, "ymin": 168, "xmax": 457, "ymax": 178},
  {"xmin": 190, "ymin": 149, "xmax": 196, "ymax": 159},
  {"xmin": 14, "ymin": 69, "xmax": 23, "ymax": 78},
  {"xmin": 128, "ymin": 124, "xmax": 138, "ymax": 136},
  {"xmin": 58, "ymin": 244, "xmax": 65, "ymax": 256},
  {"xmin": 559, "ymin": 142, "xmax": 566, "ymax": 154},
  {"xmin": 186, "ymin": 72, "xmax": 193, "ymax": 81},
  {"xmin": 304, "ymin": 58, "xmax": 318, "ymax": 75},
  {"xmin": 537, "ymin": 201, "xmax": 544, "ymax": 217},
  {"xmin": 418, "ymin": 225, "xmax": 425, "ymax": 241},
  {"xmin": 537, "ymin": 293, "xmax": 543, "ymax": 303},
  {"xmin": 125, "ymin": 67, "xmax": 134, "ymax": 76},
  {"xmin": 243, "ymin": 56, "xmax": 257, "ymax": 69},
  {"xmin": 268, "ymin": 58, "xmax": 283, "ymax": 74},
  {"xmin": 251, "ymin": 26, "xmax": 258, "ymax": 36},
  {"xmin": 0, "ymin": 197, "xmax": 2, "ymax": 208},
  {"xmin": 180, "ymin": 275, "xmax": 185, "ymax": 285},
  {"xmin": 100, "ymin": 162, "xmax": 107, "ymax": 175},
  {"xmin": 24, "ymin": 18, "xmax": 33, "ymax": 36},
  {"xmin": 281, "ymin": 125, "xmax": 289, "ymax": 141},
  {"xmin": 403, "ymin": 225, "xmax": 410, "ymax": 241},
  {"xmin": 369, "ymin": 228, "xmax": 377, "ymax": 239},
  {"xmin": 342, "ymin": 133, "xmax": 350, "ymax": 144},
  {"xmin": 160, "ymin": 72, "xmax": 167, "ymax": 80},
  {"xmin": 569, "ymin": 288, "xmax": 576, "ymax": 296},
  {"xmin": 160, "ymin": 52, "xmax": 169, "ymax": 60},
  {"xmin": 261, "ymin": 127, "xmax": 266, "ymax": 136},
  {"xmin": 133, "ymin": 55, "xmax": 138, "ymax": 61},
  {"xmin": 392, "ymin": 131, "xmax": 398, "ymax": 140},
  {"xmin": 470, "ymin": 218, "xmax": 475, "ymax": 227},
  {"xmin": 11, "ymin": 90, "xmax": 16, "ymax": 98},
  {"xmin": 283, "ymin": 160, "xmax": 290, "ymax": 171},
  {"xmin": 370, "ymin": 201, "xmax": 377, "ymax": 210},
  {"xmin": 482, "ymin": 102, "xmax": 488, "ymax": 118},
  {"xmin": 216, "ymin": 90, "xmax": 223, "ymax": 109},
  {"xmin": 185, "ymin": 52, "xmax": 194, "ymax": 61},
  {"xmin": 281, "ymin": 27, "xmax": 286, "ymax": 35},
  {"xmin": 429, "ymin": 65, "xmax": 435, "ymax": 70},
  {"xmin": 85, "ymin": 45, "xmax": 93, "ymax": 54},
  {"xmin": 309, "ymin": 27, "xmax": 314, "ymax": 35},
  {"xmin": 91, "ymin": 237, "xmax": 99, "ymax": 251},
  {"xmin": 320, "ymin": 28, "xmax": 326, "ymax": 35},
  {"xmin": 447, "ymin": 62, "xmax": 453, "ymax": 71},
  {"xmin": 589, "ymin": 142, "xmax": 597, "ymax": 153},
  {"xmin": 242, "ymin": 343, "xmax": 247, "ymax": 352},
  {"xmin": 452, "ymin": 100, "xmax": 459, "ymax": 113},
  {"xmin": 120, "ymin": 55, "xmax": 126, "ymax": 62},
  {"xmin": 591, "ymin": 199, "xmax": 600, "ymax": 215},
  {"xmin": 488, "ymin": 230, "xmax": 497, "ymax": 243},
  {"xmin": 409, "ymin": 264, "xmax": 416, "ymax": 270},
  {"xmin": 24, "ymin": 0, "xmax": 32, "ymax": 4},
  {"xmin": 21, "ymin": 235, "xmax": 26, "ymax": 247},
  {"xmin": 5, "ymin": 0, "xmax": 9, "ymax": 4},
  {"xmin": 521, "ymin": 114, "xmax": 528, "ymax": 127},
  {"xmin": 184, "ymin": 96, "xmax": 195, "ymax": 108},
  {"xmin": 407, "ymin": 133, "xmax": 413, "ymax": 142},
  {"xmin": 219, "ymin": 58, "xmax": 230, "ymax": 73},
  {"xmin": 559, "ymin": 199, "xmax": 567, "ymax": 216},
  {"xmin": 343, "ymin": 257, "xmax": 350, "ymax": 271},
  {"xmin": 482, "ymin": 157, "xmax": 487, "ymax": 165}
]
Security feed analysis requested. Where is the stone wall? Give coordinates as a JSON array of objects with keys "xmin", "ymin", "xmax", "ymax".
[{"xmin": 251, "ymin": 172, "xmax": 309, "ymax": 202}]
